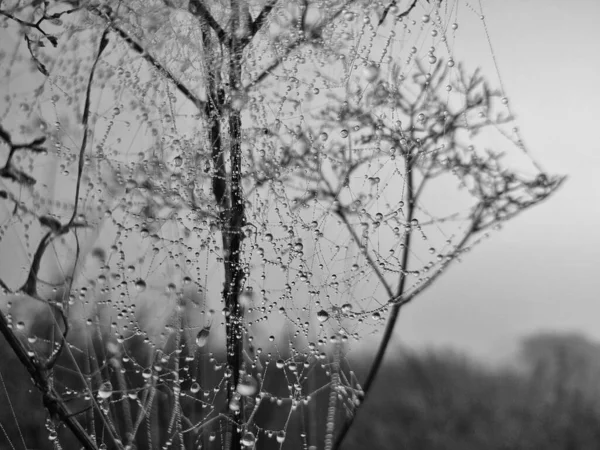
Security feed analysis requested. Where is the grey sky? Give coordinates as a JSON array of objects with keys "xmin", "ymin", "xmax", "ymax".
[{"xmin": 396, "ymin": 0, "xmax": 600, "ymax": 363}]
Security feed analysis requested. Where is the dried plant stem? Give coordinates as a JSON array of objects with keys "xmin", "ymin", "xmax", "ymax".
[{"xmin": 0, "ymin": 311, "xmax": 99, "ymax": 450}]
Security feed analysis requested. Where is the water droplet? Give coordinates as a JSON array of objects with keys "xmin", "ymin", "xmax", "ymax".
[
  {"xmin": 134, "ymin": 279, "xmax": 147, "ymax": 292},
  {"xmin": 317, "ymin": 310, "xmax": 329, "ymax": 322},
  {"xmin": 125, "ymin": 179, "xmax": 138, "ymax": 190},
  {"xmin": 237, "ymin": 374, "xmax": 258, "ymax": 396},
  {"xmin": 229, "ymin": 397, "xmax": 241, "ymax": 411},
  {"xmin": 190, "ymin": 382, "xmax": 200, "ymax": 393},
  {"xmin": 276, "ymin": 431, "xmax": 286, "ymax": 443},
  {"xmin": 241, "ymin": 431, "xmax": 255, "ymax": 447},
  {"xmin": 447, "ymin": 59, "xmax": 455, "ymax": 67},
  {"xmin": 428, "ymin": 55, "xmax": 437, "ymax": 64},
  {"xmin": 319, "ymin": 132, "xmax": 328, "ymax": 142},
  {"xmin": 91, "ymin": 247, "xmax": 106, "ymax": 262},
  {"xmin": 340, "ymin": 129, "xmax": 349, "ymax": 138},
  {"xmin": 422, "ymin": 14, "xmax": 430, "ymax": 23},
  {"xmin": 231, "ymin": 91, "xmax": 248, "ymax": 110},
  {"xmin": 196, "ymin": 328, "xmax": 210, "ymax": 347},
  {"xmin": 98, "ymin": 381, "xmax": 113, "ymax": 399},
  {"xmin": 363, "ymin": 65, "xmax": 379, "ymax": 82},
  {"xmin": 276, "ymin": 359, "xmax": 285, "ymax": 369},
  {"xmin": 344, "ymin": 11, "xmax": 354, "ymax": 21},
  {"xmin": 313, "ymin": 87, "xmax": 320, "ymax": 95},
  {"xmin": 265, "ymin": 233, "xmax": 273, "ymax": 242},
  {"xmin": 173, "ymin": 156, "xmax": 183, "ymax": 167}
]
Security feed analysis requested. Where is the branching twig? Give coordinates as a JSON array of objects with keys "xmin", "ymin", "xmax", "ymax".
[
  {"xmin": 0, "ymin": 8, "xmax": 58, "ymax": 46},
  {"xmin": 0, "ymin": 124, "xmax": 46, "ymax": 185},
  {"xmin": 68, "ymin": 28, "xmax": 108, "ymax": 227},
  {"xmin": 378, "ymin": 0, "xmax": 419, "ymax": 27},
  {"xmin": 242, "ymin": 0, "xmax": 278, "ymax": 46},
  {"xmin": 188, "ymin": 0, "xmax": 229, "ymax": 44},
  {"xmin": 335, "ymin": 209, "xmax": 394, "ymax": 298},
  {"xmin": 86, "ymin": 6, "xmax": 205, "ymax": 110},
  {"xmin": 0, "ymin": 310, "xmax": 99, "ymax": 450},
  {"xmin": 332, "ymin": 156, "xmax": 416, "ymax": 449}
]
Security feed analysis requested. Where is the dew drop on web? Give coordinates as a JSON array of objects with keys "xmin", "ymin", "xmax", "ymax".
[
  {"xmin": 237, "ymin": 373, "xmax": 258, "ymax": 396},
  {"xmin": 363, "ymin": 65, "xmax": 379, "ymax": 82},
  {"xmin": 317, "ymin": 310, "xmax": 329, "ymax": 322},
  {"xmin": 98, "ymin": 381, "xmax": 113, "ymax": 400},
  {"xmin": 134, "ymin": 279, "xmax": 146, "ymax": 292},
  {"xmin": 241, "ymin": 431, "xmax": 255, "ymax": 447},
  {"xmin": 276, "ymin": 430, "xmax": 286, "ymax": 443},
  {"xmin": 196, "ymin": 328, "xmax": 210, "ymax": 347}
]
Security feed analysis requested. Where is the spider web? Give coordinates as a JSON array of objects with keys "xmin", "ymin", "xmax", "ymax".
[{"xmin": 0, "ymin": 1, "xmax": 562, "ymax": 449}]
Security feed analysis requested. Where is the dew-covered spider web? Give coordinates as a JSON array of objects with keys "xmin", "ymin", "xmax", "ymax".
[{"xmin": 0, "ymin": 1, "xmax": 562, "ymax": 449}]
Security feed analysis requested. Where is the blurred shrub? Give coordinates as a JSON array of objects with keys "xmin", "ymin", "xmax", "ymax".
[
  {"xmin": 342, "ymin": 343, "xmax": 600, "ymax": 450},
  {"xmin": 3, "ymin": 331, "xmax": 600, "ymax": 449}
]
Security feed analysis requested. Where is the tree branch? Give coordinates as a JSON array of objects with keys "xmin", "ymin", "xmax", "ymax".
[
  {"xmin": 0, "ymin": 8, "xmax": 58, "ymax": 46},
  {"xmin": 335, "ymin": 209, "xmax": 394, "ymax": 299},
  {"xmin": 188, "ymin": 0, "xmax": 229, "ymax": 44},
  {"xmin": 333, "ymin": 157, "xmax": 416, "ymax": 449},
  {"xmin": 0, "ymin": 309, "xmax": 99, "ymax": 450},
  {"xmin": 378, "ymin": 0, "xmax": 419, "ymax": 27},
  {"xmin": 87, "ymin": 6, "xmax": 205, "ymax": 110},
  {"xmin": 68, "ymin": 28, "xmax": 108, "ymax": 227},
  {"xmin": 242, "ymin": 0, "xmax": 278, "ymax": 46}
]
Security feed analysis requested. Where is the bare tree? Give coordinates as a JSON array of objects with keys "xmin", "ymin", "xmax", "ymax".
[{"xmin": 0, "ymin": 1, "xmax": 562, "ymax": 450}]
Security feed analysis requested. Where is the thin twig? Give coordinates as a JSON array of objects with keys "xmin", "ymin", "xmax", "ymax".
[
  {"xmin": 242, "ymin": 0, "xmax": 278, "ymax": 46},
  {"xmin": 189, "ymin": 0, "xmax": 229, "ymax": 44},
  {"xmin": 378, "ymin": 0, "xmax": 419, "ymax": 27},
  {"xmin": 86, "ymin": 6, "xmax": 205, "ymax": 110},
  {"xmin": 0, "ymin": 310, "xmax": 99, "ymax": 450},
  {"xmin": 332, "ymin": 156, "xmax": 416, "ymax": 449},
  {"xmin": 0, "ymin": 8, "xmax": 58, "ymax": 46}
]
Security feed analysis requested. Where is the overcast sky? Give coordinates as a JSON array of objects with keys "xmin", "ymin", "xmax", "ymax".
[{"xmin": 393, "ymin": 0, "xmax": 600, "ymax": 364}]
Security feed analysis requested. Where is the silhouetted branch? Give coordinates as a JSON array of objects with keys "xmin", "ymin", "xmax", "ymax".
[
  {"xmin": 246, "ymin": 0, "xmax": 350, "ymax": 88},
  {"xmin": 68, "ymin": 29, "xmax": 108, "ymax": 227},
  {"xmin": 242, "ymin": 0, "xmax": 278, "ymax": 46},
  {"xmin": 0, "ymin": 8, "xmax": 59, "ymax": 46},
  {"xmin": 333, "ymin": 154, "xmax": 416, "ymax": 449},
  {"xmin": 0, "ymin": 310, "xmax": 99, "ymax": 450},
  {"xmin": 0, "ymin": 124, "xmax": 45, "ymax": 186},
  {"xmin": 188, "ymin": 0, "xmax": 229, "ymax": 44},
  {"xmin": 378, "ymin": 0, "xmax": 419, "ymax": 26},
  {"xmin": 87, "ymin": 6, "xmax": 205, "ymax": 110}
]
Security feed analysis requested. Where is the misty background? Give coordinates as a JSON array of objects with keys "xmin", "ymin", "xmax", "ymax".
[{"xmin": 392, "ymin": 0, "xmax": 600, "ymax": 365}]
